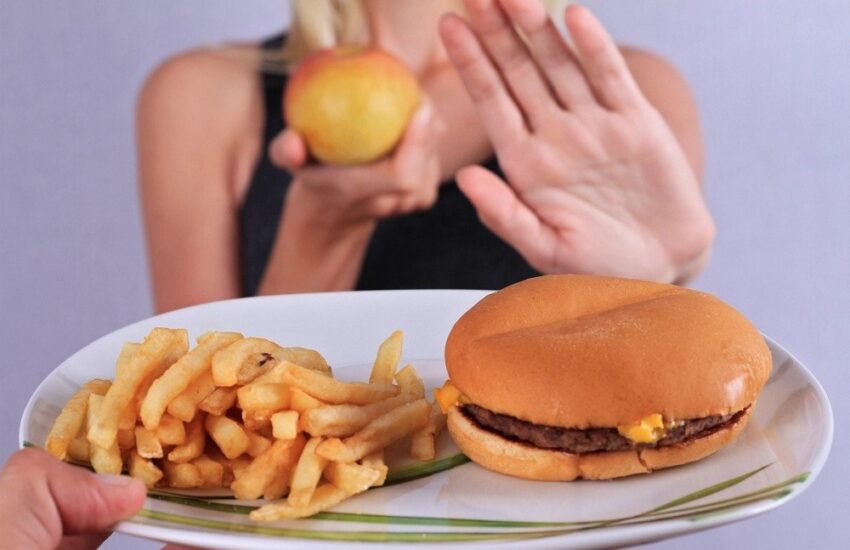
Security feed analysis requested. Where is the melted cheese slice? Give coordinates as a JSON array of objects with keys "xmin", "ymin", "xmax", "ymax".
[
  {"xmin": 617, "ymin": 413, "xmax": 666, "ymax": 443},
  {"xmin": 434, "ymin": 380, "xmax": 469, "ymax": 413}
]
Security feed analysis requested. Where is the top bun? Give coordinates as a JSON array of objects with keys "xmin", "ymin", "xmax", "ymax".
[{"xmin": 445, "ymin": 275, "xmax": 771, "ymax": 428}]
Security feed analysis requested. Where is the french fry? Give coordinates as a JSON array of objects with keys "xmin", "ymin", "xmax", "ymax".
[
  {"xmin": 252, "ymin": 346, "xmax": 332, "ymax": 385},
  {"xmin": 67, "ymin": 436, "xmax": 90, "ymax": 463},
  {"xmin": 156, "ymin": 414, "xmax": 185, "ymax": 446},
  {"xmin": 409, "ymin": 402, "xmax": 446, "ymax": 461},
  {"xmin": 205, "ymin": 415, "xmax": 251, "ymax": 459},
  {"xmin": 86, "ymin": 394, "xmax": 122, "ymax": 474},
  {"xmin": 116, "ymin": 427, "xmax": 136, "ymax": 451},
  {"xmin": 167, "ymin": 413, "xmax": 205, "ymax": 463},
  {"xmin": 246, "ymin": 431, "xmax": 272, "ymax": 458},
  {"xmin": 289, "ymin": 388, "xmax": 325, "ymax": 413},
  {"xmin": 212, "ymin": 337, "xmax": 279, "ymax": 387},
  {"xmin": 128, "ymin": 341, "xmax": 186, "ymax": 428},
  {"xmin": 141, "ymin": 331, "xmax": 241, "ymax": 429},
  {"xmin": 251, "ymin": 360, "xmax": 291, "ymax": 384},
  {"xmin": 395, "ymin": 364, "xmax": 424, "ymax": 399},
  {"xmin": 271, "ymin": 410, "xmax": 299, "ymax": 440},
  {"xmin": 230, "ymin": 455, "xmax": 253, "ymax": 480},
  {"xmin": 237, "ymin": 383, "xmax": 289, "ymax": 412},
  {"xmin": 231, "ymin": 435, "xmax": 306, "ymax": 500},
  {"xmin": 89, "ymin": 328, "xmax": 188, "ymax": 449},
  {"xmin": 360, "ymin": 450, "xmax": 388, "ymax": 486},
  {"xmin": 193, "ymin": 455, "xmax": 225, "ymax": 488},
  {"xmin": 45, "ymin": 379, "xmax": 110, "ymax": 460},
  {"xmin": 205, "ymin": 448, "xmax": 235, "ymax": 486},
  {"xmin": 242, "ymin": 410, "xmax": 273, "ymax": 432},
  {"xmin": 263, "ymin": 434, "xmax": 306, "ymax": 500},
  {"xmin": 370, "ymin": 330, "xmax": 402, "ymax": 383},
  {"xmin": 129, "ymin": 450, "xmax": 164, "ymax": 488},
  {"xmin": 251, "ymin": 483, "xmax": 351, "ymax": 521},
  {"xmin": 324, "ymin": 461, "xmax": 381, "ymax": 494},
  {"xmin": 316, "ymin": 399, "xmax": 430, "ymax": 463},
  {"xmin": 118, "ymin": 401, "xmax": 137, "ymax": 431},
  {"xmin": 275, "ymin": 347, "xmax": 332, "ymax": 376},
  {"xmin": 166, "ymin": 370, "xmax": 217, "ymax": 423},
  {"xmin": 287, "ymin": 437, "xmax": 329, "ymax": 508},
  {"xmin": 300, "ymin": 394, "xmax": 413, "ymax": 438},
  {"xmin": 283, "ymin": 363, "xmax": 399, "ymax": 405},
  {"xmin": 162, "ymin": 460, "xmax": 203, "ymax": 489},
  {"xmin": 198, "ymin": 387, "xmax": 238, "ymax": 416},
  {"xmin": 135, "ymin": 426, "xmax": 164, "ymax": 459},
  {"xmin": 409, "ymin": 432, "xmax": 434, "ymax": 461}
]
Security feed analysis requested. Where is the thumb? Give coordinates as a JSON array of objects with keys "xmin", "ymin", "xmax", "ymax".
[
  {"xmin": 456, "ymin": 165, "xmax": 555, "ymax": 272},
  {"xmin": 269, "ymin": 128, "xmax": 309, "ymax": 170},
  {"xmin": 393, "ymin": 99, "xmax": 436, "ymax": 187},
  {"xmin": 0, "ymin": 449, "xmax": 146, "ymax": 549},
  {"xmin": 58, "ymin": 471, "xmax": 147, "ymax": 535}
]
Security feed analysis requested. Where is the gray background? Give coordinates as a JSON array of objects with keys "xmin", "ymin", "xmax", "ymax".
[{"xmin": 1, "ymin": 1, "xmax": 847, "ymax": 548}]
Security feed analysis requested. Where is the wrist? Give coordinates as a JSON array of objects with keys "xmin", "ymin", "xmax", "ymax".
[{"xmin": 257, "ymin": 183, "xmax": 376, "ymax": 295}]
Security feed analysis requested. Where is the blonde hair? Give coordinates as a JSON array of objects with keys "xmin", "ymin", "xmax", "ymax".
[{"xmin": 263, "ymin": 0, "xmax": 566, "ymax": 73}]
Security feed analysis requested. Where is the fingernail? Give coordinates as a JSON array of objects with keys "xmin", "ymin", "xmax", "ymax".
[{"xmin": 96, "ymin": 474, "xmax": 135, "ymax": 487}]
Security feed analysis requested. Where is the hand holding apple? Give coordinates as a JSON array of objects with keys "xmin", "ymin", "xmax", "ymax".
[
  {"xmin": 285, "ymin": 46, "xmax": 421, "ymax": 165},
  {"xmin": 262, "ymin": 99, "xmax": 443, "ymax": 295},
  {"xmin": 271, "ymin": 99, "xmax": 443, "ymax": 223}
]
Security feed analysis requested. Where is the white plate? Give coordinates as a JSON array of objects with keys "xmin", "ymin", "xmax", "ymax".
[{"xmin": 20, "ymin": 290, "xmax": 833, "ymax": 549}]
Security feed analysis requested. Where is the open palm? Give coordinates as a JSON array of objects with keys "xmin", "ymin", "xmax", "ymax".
[{"xmin": 440, "ymin": 0, "xmax": 714, "ymax": 282}]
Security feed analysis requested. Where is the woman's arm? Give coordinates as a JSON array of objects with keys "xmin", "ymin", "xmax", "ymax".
[{"xmin": 137, "ymin": 50, "xmax": 262, "ymax": 313}]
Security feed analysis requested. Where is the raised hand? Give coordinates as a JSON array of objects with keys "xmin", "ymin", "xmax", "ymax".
[{"xmin": 440, "ymin": 0, "xmax": 715, "ymax": 283}]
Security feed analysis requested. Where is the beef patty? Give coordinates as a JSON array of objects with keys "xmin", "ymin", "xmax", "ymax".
[{"xmin": 461, "ymin": 404, "xmax": 747, "ymax": 454}]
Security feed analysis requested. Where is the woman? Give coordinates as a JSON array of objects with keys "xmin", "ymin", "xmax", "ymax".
[{"xmin": 139, "ymin": 0, "xmax": 714, "ymax": 313}]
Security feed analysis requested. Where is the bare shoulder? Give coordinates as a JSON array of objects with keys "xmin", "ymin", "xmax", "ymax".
[
  {"xmin": 139, "ymin": 46, "xmax": 261, "ymax": 129},
  {"xmin": 621, "ymin": 47, "xmax": 703, "ymax": 177},
  {"xmin": 137, "ymin": 47, "xmax": 265, "ymax": 198}
]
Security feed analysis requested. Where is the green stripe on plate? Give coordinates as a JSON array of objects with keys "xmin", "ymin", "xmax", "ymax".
[
  {"xmin": 136, "ymin": 486, "xmax": 800, "ymax": 542},
  {"xmin": 384, "ymin": 453, "xmax": 471, "ymax": 486},
  {"xmin": 133, "ymin": 509, "xmax": 547, "ymax": 542},
  {"xmin": 25, "ymin": 441, "xmax": 806, "ymax": 536},
  {"xmin": 147, "ymin": 491, "xmax": 581, "ymax": 527},
  {"xmin": 648, "ymin": 463, "xmax": 774, "ymax": 513}
]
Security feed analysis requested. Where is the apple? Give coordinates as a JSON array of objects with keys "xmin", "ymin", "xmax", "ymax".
[{"xmin": 284, "ymin": 46, "xmax": 421, "ymax": 165}]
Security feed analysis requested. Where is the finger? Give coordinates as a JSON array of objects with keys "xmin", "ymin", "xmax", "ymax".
[
  {"xmin": 297, "ymin": 101, "xmax": 435, "ymax": 199},
  {"xmin": 392, "ymin": 99, "xmax": 437, "ymax": 192},
  {"xmin": 0, "ymin": 449, "xmax": 146, "ymax": 548},
  {"xmin": 58, "ymin": 472, "xmax": 147, "ymax": 534},
  {"xmin": 456, "ymin": 165, "xmax": 556, "ymax": 271},
  {"xmin": 565, "ymin": 4, "xmax": 644, "ymax": 110},
  {"xmin": 499, "ymin": 0, "xmax": 595, "ymax": 108},
  {"xmin": 439, "ymin": 13, "xmax": 529, "ymax": 150},
  {"xmin": 463, "ymin": 0, "xmax": 557, "ymax": 126},
  {"xmin": 269, "ymin": 128, "xmax": 308, "ymax": 170},
  {"xmin": 295, "ymin": 161, "xmax": 391, "ymax": 200}
]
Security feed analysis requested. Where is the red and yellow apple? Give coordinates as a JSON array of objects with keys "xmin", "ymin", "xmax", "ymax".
[{"xmin": 284, "ymin": 46, "xmax": 421, "ymax": 165}]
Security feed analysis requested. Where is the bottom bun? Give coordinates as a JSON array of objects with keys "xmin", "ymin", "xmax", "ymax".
[{"xmin": 446, "ymin": 406, "xmax": 753, "ymax": 481}]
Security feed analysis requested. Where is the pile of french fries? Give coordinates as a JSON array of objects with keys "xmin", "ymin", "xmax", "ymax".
[{"xmin": 45, "ymin": 327, "xmax": 445, "ymax": 521}]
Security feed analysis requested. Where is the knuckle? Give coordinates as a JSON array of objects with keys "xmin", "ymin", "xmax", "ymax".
[{"xmin": 367, "ymin": 196, "xmax": 399, "ymax": 219}]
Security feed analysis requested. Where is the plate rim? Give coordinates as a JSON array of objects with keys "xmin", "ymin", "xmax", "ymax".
[{"xmin": 18, "ymin": 290, "xmax": 835, "ymax": 548}]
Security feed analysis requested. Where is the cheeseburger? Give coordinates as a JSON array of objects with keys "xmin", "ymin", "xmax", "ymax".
[{"xmin": 437, "ymin": 275, "xmax": 772, "ymax": 481}]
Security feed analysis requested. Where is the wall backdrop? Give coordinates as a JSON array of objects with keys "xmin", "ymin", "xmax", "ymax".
[{"xmin": 1, "ymin": 1, "xmax": 847, "ymax": 548}]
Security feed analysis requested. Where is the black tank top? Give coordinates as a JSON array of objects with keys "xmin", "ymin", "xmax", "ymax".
[{"xmin": 239, "ymin": 36, "xmax": 538, "ymax": 296}]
